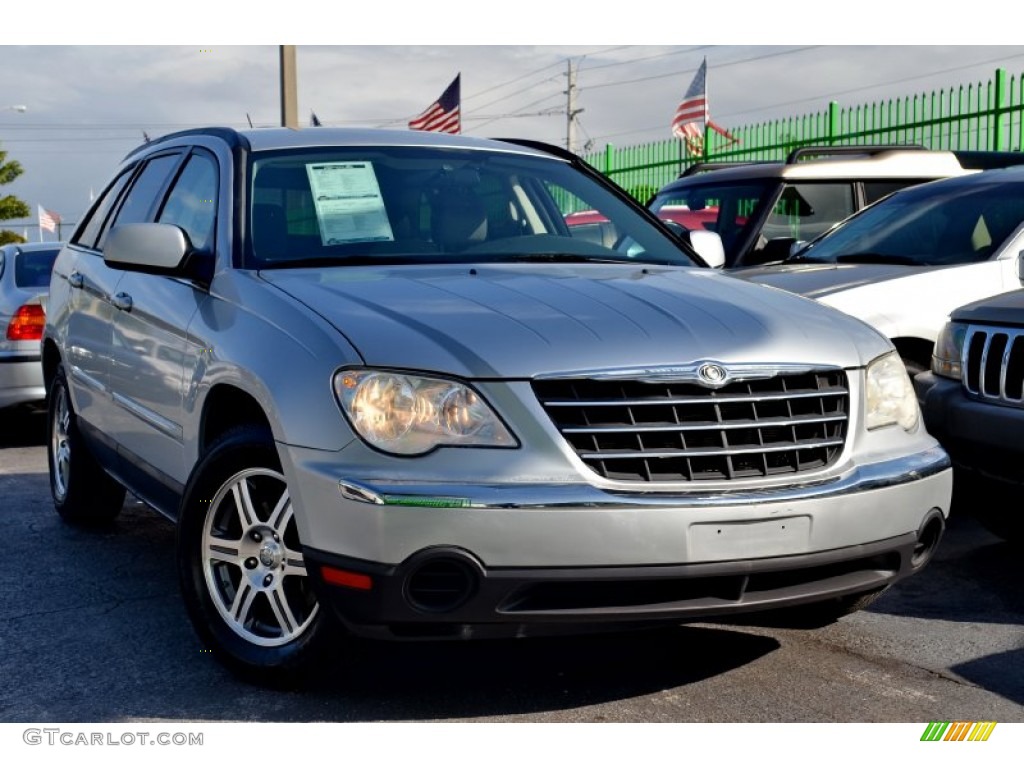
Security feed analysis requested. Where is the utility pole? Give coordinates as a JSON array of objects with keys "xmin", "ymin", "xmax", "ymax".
[
  {"xmin": 565, "ymin": 59, "xmax": 584, "ymax": 153},
  {"xmin": 279, "ymin": 45, "xmax": 299, "ymax": 129}
]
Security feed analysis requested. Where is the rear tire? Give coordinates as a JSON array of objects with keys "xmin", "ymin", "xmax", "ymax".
[
  {"xmin": 48, "ymin": 364, "xmax": 126, "ymax": 525},
  {"xmin": 176, "ymin": 425, "xmax": 331, "ymax": 686}
]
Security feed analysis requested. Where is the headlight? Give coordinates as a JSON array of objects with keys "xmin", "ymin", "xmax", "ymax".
[
  {"xmin": 334, "ymin": 369, "xmax": 516, "ymax": 455},
  {"xmin": 931, "ymin": 321, "xmax": 968, "ymax": 380},
  {"xmin": 865, "ymin": 352, "xmax": 919, "ymax": 431}
]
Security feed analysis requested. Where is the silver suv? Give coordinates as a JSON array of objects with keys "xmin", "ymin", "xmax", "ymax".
[
  {"xmin": 43, "ymin": 127, "xmax": 951, "ymax": 683},
  {"xmin": 648, "ymin": 146, "xmax": 1024, "ymax": 268}
]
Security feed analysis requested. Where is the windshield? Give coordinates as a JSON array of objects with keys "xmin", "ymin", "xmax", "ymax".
[
  {"xmin": 648, "ymin": 180, "xmax": 771, "ymax": 261},
  {"xmin": 247, "ymin": 147, "xmax": 697, "ymax": 269},
  {"xmin": 793, "ymin": 179, "xmax": 1024, "ymax": 266}
]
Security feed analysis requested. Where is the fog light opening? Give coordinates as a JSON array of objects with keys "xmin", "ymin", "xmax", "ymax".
[
  {"xmin": 405, "ymin": 557, "xmax": 477, "ymax": 614},
  {"xmin": 912, "ymin": 513, "xmax": 944, "ymax": 570}
]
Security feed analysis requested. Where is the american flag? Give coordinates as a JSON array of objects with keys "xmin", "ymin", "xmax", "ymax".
[
  {"xmin": 409, "ymin": 74, "xmax": 461, "ymax": 134},
  {"xmin": 671, "ymin": 59, "xmax": 708, "ymax": 148},
  {"xmin": 38, "ymin": 204, "xmax": 60, "ymax": 234},
  {"xmin": 671, "ymin": 59, "xmax": 739, "ymax": 155}
]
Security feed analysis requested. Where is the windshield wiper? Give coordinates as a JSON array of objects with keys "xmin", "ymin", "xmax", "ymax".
[
  {"xmin": 834, "ymin": 253, "xmax": 921, "ymax": 266},
  {"xmin": 486, "ymin": 253, "xmax": 682, "ymax": 266},
  {"xmin": 259, "ymin": 255, "xmax": 453, "ymax": 269}
]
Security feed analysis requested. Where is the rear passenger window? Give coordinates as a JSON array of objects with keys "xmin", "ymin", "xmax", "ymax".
[
  {"xmin": 763, "ymin": 183, "xmax": 855, "ymax": 243},
  {"xmin": 73, "ymin": 168, "xmax": 134, "ymax": 250}
]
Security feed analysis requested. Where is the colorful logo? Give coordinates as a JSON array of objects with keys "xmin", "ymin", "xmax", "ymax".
[{"xmin": 921, "ymin": 722, "xmax": 997, "ymax": 741}]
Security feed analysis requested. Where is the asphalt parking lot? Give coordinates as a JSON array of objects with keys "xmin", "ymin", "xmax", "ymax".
[{"xmin": 1, "ymin": 405, "xmax": 1021, "ymax": 723}]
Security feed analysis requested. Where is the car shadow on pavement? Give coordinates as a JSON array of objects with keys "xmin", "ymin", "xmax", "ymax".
[
  {"xmin": 300, "ymin": 623, "xmax": 781, "ymax": 719},
  {"xmin": 866, "ymin": 512, "xmax": 1023, "ymax": 625},
  {"xmin": 952, "ymin": 648, "xmax": 1024, "ymax": 706}
]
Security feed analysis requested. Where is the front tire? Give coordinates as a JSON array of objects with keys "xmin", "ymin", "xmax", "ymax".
[
  {"xmin": 176, "ymin": 426, "xmax": 330, "ymax": 685},
  {"xmin": 48, "ymin": 364, "xmax": 126, "ymax": 525}
]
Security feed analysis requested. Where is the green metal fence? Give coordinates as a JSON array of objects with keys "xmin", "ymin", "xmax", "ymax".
[{"xmin": 584, "ymin": 67, "xmax": 1024, "ymax": 202}]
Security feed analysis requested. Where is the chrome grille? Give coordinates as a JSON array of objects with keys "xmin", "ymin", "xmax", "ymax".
[
  {"xmin": 532, "ymin": 370, "xmax": 849, "ymax": 482},
  {"xmin": 964, "ymin": 326, "xmax": 1024, "ymax": 406}
]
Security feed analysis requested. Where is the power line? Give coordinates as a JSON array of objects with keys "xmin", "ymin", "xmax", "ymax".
[
  {"xmin": 581, "ymin": 46, "xmax": 823, "ymax": 93},
  {"xmin": 717, "ymin": 51, "xmax": 1024, "ymax": 121},
  {"xmin": 578, "ymin": 46, "xmax": 713, "ymax": 74},
  {"xmin": 588, "ymin": 50, "xmax": 1024, "ymax": 144},
  {"xmin": 470, "ymin": 92, "xmax": 565, "ymax": 133}
]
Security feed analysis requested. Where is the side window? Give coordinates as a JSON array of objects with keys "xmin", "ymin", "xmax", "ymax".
[
  {"xmin": 762, "ymin": 183, "xmax": 855, "ymax": 243},
  {"xmin": 100, "ymin": 153, "xmax": 182, "ymax": 249},
  {"xmin": 72, "ymin": 168, "xmax": 135, "ymax": 250},
  {"xmin": 158, "ymin": 153, "xmax": 219, "ymax": 252}
]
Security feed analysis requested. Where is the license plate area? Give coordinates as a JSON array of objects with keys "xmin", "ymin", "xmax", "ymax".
[{"xmin": 689, "ymin": 516, "xmax": 812, "ymax": 561}]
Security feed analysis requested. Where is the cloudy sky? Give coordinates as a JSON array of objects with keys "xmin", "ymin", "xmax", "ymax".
[{"xmin": 3, "ymin": 12, "xmax": 1023, "ymax": 239}]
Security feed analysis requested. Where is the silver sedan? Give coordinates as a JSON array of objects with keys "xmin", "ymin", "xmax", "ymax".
[{"xmin": 0, "ymin": 242, "xmax": 61, "ymax": 410}]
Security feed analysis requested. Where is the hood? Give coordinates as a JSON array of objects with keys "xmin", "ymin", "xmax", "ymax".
[
  {"xmin": 732, "ymin": 262, "xmax": 940, "ymax": 299},
  {"xmin": 951, "ymin": 289, "xmax": 1024, "ymax": 326},
  {"xmin": 260, "ymin": 264, "xmax": 891, "ymax": 379}
]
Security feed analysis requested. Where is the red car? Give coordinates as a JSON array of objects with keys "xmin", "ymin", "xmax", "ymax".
[{"xmin": 564, "ymin": 206, "xmax": 718, "ymax": 249}]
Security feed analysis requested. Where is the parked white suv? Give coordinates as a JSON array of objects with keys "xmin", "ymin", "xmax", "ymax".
[
  {"xmin": 43, "ymin": 127, "xmax": 951, "ymax": 684},
  {"xmin": 734, "ymin": 167, "xmax": 1024, "ymax": 376},
  {"xmin": 649, "ymin": 146, "xmax": 1024, "ymax": 268}
]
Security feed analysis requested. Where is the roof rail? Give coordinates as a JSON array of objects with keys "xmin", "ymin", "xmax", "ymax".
[
  {"xmin": 122, "ymin": 126, "xmax": 247, "ymax": 160},
  {"xmin": 785, "ymin": 144, "xmax": 927, "ymax": 164},
  {"xmin": 679, "ymin": 161, "xmax": 766, "ymax": 178}
]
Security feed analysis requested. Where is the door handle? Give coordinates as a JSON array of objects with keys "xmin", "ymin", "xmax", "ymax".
[
  {"xmin": 68, "ymin": 271, "xmax": 84, "ymax": 289},
  {"xmin": 111, "ymin": 292, "xmax": 133, "ymax": 312}
]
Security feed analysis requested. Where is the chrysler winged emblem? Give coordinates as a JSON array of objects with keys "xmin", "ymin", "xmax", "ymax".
[{"xmin": 696, "ymin": 362, "xmax": 729, "ymax": 388}]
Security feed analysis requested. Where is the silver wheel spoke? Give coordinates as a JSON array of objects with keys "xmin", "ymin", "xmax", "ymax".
[
  {"xmin": 267, "ymin": 489, "xmax": 292, "ymax": 532},
  {"xmin": 283, "ymin": 549, "xmax": 307, "ymax": 577},
  {"xmin": 230, "ymin": 582, "xmax": 257, "ymax": 626},
  {"xmin": 206, "ymin": 536, "xmax": 243, "ymax": 565},
  {"xmin": 268, "ymin": 585, "xmax": 300, "ymax": 635},
  {"xmin": 230, "ymin": 479, "xmax": 258, "ymax": 528}
]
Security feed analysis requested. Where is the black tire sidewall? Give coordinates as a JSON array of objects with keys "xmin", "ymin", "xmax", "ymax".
[
  {"xmin": 47, "ymin": 364, "xmax": 124, "ymax": 524},
  {"xmin": 176, "ymin": 426, "xmax": 327, "ymax": 680}
]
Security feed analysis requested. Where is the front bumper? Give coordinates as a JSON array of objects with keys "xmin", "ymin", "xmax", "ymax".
[
  {"xmin": 916, "ymin": 370, "xmax": 1024, "ymax": 486},
  {"xmin": 281, "ymin": 444, "xmax": 951, "ymax": 637}
]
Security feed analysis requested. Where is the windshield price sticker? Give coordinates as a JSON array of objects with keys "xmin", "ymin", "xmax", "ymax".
[{"xmin": 306, "ymin": 161, "xmax": 394, "ymax": 246}]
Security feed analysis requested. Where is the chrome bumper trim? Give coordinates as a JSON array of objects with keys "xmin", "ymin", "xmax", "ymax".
[{"xmin": 339, "ymin": 445, "xmax": 950, "ymax": 509}]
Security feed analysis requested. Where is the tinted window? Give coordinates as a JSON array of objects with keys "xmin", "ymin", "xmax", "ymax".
[
  {"xmin": 103, "ymin": 153, "xmax": 182, "ymax": 246},
  {"xmin": 15, "ymin": 248, "xmax": 61, "ymax": 288},
  {"xmin": 73, "ymin": 168, "xmax": 134, "ymax": 250},
  {"xmin": 797, "ymin": 180, "xmax": 1024, "ymax": 266},
  {"xmin": 158, "ymin": 153, "xmax": 218, "ymax": 252},
  {"xmin": 762, "ymin": 183, "xmax": 855, "ymax": 243}
]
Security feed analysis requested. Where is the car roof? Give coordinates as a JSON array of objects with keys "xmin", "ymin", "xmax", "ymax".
[
  {"xmin": 126, "ymin": 126, "xmax": 559, "ymax": 161},
  {"xmin": 888, "ymin": 163, "xmax": 1024, "ymax": 194},
  {"xmin": 656, "ymin": 148, "xmax": 984, "ymax": 193}
]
